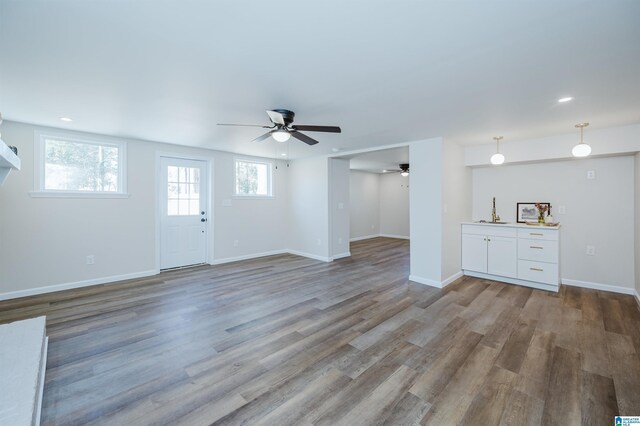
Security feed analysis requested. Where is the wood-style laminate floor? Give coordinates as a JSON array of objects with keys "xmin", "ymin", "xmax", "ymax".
[{"xmin": 1, "ymin": 237, "xmax": 639, "ymax": 425}]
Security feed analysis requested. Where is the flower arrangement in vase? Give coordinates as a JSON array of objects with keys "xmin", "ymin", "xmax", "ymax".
[{"xmin": 535, "ymin": 203, "xmax": 548, "ymax": 224}]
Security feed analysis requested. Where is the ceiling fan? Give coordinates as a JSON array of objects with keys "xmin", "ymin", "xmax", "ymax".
[
  {"xmin": 385, "ymin": 163, "xmax": 410, "ymax": 177},
  {"xmin": 217, "ymin": 109, "xmax": 341, "ymax": 145}
]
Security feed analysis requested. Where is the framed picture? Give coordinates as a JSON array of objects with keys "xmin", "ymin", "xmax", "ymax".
[{"xmin": 517, "ymin": 202, "xmax": 550, "ymax": 223}]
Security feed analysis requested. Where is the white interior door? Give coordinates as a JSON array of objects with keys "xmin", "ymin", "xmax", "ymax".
[{"xmin": 160, "ymin": 157, "xmax": 208, "ymax": 269}]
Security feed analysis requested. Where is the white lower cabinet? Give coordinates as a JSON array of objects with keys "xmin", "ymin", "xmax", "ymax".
[{"xmin": 461, "ymin": 223, "xmax": 560, "ymax": 292}]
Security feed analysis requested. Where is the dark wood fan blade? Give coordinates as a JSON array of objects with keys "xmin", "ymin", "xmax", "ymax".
[
  {"xmin": 291, "ymin": 125, "xmax": 341, "ymax": 133},
  {"xmin": 291, "ymin": 131, "xmax": 319, "ymax": 145},
  {"xmin": 217, "ymin": 123, "xmax": 273, "ymax": 128},
  {"xmin": 266, "ymin": 110, "xmax": 285, "ymax": 125},
  {"xmin": 252, "ymin": 130, "xmax": 277, "ymax": 143}
]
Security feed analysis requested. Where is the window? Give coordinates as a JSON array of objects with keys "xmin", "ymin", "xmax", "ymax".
[
  {"xmin": 167, "ymin": 166, "xmax": 201, "ymax": 216},
  {"xmin": 234, "ymin": 159, "xmax": 272, "ymax": 197},
  {"xmin": 33, "ymin": 132, "xmax": 127, "ymax": 197}
]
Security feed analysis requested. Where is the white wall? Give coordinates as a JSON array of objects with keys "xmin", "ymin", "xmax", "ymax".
[
  {"xmin": 287, "ymin": 156, "xmax": 330, "ymax": 261},
  {"xmin": 409, "ymin": 138, "xmax": 443, "ymax": 285},
  {"xmin": 472, "ymin": 156, "xmax": 635, "ymax": 290},
  {"xmin": 635, "ymin": 153, "xmax": 640, "ymax": 298},
  {"xmin": 379, "ymin": 173, "xmax": 409, "ymax": 238},
  {"xmin": 329, "ymin": 159, "xmax": 350, "ymax": 257},
  {"xmin": 442, "ymin": 141, "xmax": 471, "ymax": 282},
  {"xmin": 0, "ymin": 121, "xmax": 290, "ymax": 297},
  {"xmin": 349, "ymin": 171, "xmax": 380, "ymax": 239}
]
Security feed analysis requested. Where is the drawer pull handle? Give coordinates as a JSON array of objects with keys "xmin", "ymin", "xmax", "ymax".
[
  {"xmin": 530, "ymin": 246, "xmax": 543, "ymax": 249},
  {"xmin": 530, "ymin": 233, "xmax": 543, "ymax": 236},
  {"xmin": 530, "ymin": 267, "xmax": 544, "ymax": 272}
]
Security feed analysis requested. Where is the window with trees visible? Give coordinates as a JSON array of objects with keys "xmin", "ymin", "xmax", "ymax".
[
  {"xmin": 234, "ymin": 159, "xmax": 272, "ymax": 197},
  {"xmin": 34, "ymin": 132, "xmax": 126, "ymax": 196}
]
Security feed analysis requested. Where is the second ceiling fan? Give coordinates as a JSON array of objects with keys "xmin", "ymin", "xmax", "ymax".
[{"xmin": 217, "ymin": 109, "xmax": 341, "ymax": 145}]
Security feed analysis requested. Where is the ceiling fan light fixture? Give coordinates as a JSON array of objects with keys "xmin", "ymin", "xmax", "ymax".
[
  {"xmin": 572, "ymin": 123, "xmax": 591, "ymax": 158},
  {"xmin": 401, "ymin": 171, "xmax": 409, "ymax": 177},
  {"xmin": 272, "ymin": 129, "xmax": 290, "ymax": 143},
  {"xmin": 399, "ymin": 163, "xmax": 409, "ymax": 177},
  {"xmin": 490, "ymin": 136, "xmax": 505, "ymax": 165}
]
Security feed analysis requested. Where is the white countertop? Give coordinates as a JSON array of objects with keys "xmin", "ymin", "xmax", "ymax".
[{"xmin": 461, "ymin": 221, "xmax": 561, "ymax": 229}]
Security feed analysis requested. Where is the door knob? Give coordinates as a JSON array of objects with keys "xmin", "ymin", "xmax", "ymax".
[{"xmin": 201, "ymin": 218, "xmax": 207, "ymax": 222}]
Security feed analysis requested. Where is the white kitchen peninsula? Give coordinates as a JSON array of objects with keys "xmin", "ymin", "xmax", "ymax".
[{"xmin": 461, "ymin": 222, "xmax": 560, "ymax": 292}]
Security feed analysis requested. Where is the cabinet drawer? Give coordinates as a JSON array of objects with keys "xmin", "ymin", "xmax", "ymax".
[
  {"xmin": 462, "ymin": 225, "xmax": 517, "ymax": 238},
  {"xmin": 517, "ymin": 228, "xmax": 558, "ymax": 241},
  {"xmin": 517, "ymin": 260, "xmax": 558, "ymax": 285},
  {"xmin": 518, "ymin": 238, "xmax": 558, "ymax": 263}
]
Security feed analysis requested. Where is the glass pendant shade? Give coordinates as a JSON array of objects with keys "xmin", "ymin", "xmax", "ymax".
[
  {"xmin": 272, "ymin": 130, "xmax": 291, "ymax": 142},
  {"xmin": 401, "ymin": 171, "xmax": 409, "ymax": 177},
  {"xmin": 572, "ymin": 143, "xmax": 591, "ymax": 157},
  {"xmin": 490, "ymin": 153, "xmax": 505, "ymax": 165}
]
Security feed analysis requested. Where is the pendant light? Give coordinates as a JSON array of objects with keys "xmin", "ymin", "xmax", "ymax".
[
  {"xmin": 572, "ymin": 123, "xmax": 591, "ymax": 157},
  {"xmin": 490, "ymin": 136, "xmax": 505, "ymax": 165}
]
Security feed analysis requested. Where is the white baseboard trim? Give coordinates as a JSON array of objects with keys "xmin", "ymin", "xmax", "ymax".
[
  {"xmin": 211, "ymin": 250, "xmax": 288, "ymax": 265},
  {"xmin": 409, "ymin": 274, "xmax": 443, "ymax": 288},
  {"xmin": 286, "ymin": 249, "xmax": 332, "ymax": 263},
  {"xmin": 409, "ymin": 271, "xmax": 463, "ymax": 289},
  {"xmin": 331, "ymin": 252, "xmax": 351, "ymax": 260},
  {"xmin": 635, "ymin": 289, "xmax": 640, "ymax": 306},
  {"xmin": 562, "ymin": 278, "xmax": 637, "ymax": 296},
  {"xmin": 379, "ymin": 234, "xmax": 410, "ymax": 240},
  {"xmin": 0, "ymin": 269, "xmax": 160, "ymax": 301},
  {"xmin": 441, "ymin": 271, "xmax": 464, "ymax": 288},
  {"xmin": 350, "ymin": 234, "xmax": 380, "ymax": 242}
]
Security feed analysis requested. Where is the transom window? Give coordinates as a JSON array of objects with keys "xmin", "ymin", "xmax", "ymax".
[
  {"xmin": 234, "ymin": 159, "xmax": 273, "ymax": 197},
  {"xmin": 33, "ymin": 132, "xmax": 127, "ymax": 197},
  {"xmin": 167, "ymin": 166, "xmax": 201, "ymax": 216}
]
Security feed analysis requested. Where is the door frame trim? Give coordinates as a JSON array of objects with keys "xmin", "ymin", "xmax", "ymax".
[{"xmin": 155, "ymin": 152, "xmax": 214, "ymax": 271}]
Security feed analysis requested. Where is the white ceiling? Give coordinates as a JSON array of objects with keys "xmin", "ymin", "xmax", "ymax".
[
  {"xmin": 343, "ymin": 147, "xmax": 409, "ymax": 174},
  {"xmin": 1, "ymin": 1, "xmax": 639, "ymax": 159}
]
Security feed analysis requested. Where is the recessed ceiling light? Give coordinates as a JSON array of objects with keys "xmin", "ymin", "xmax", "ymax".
[
  {"xmin": 60, "ymin": 117, "xmax": 73, "ymax": 122},
  {"xmin": 382, "ymin": 170, "xmax": 387, "ymax": 173},
  {"xmin": 558, "ymin": 97, "xmax": 573, "ymax": 103},
  {"xmin": 281, "ymin": 153, "xmax": 287, "ymax": 156},
  {"xmin": 331, "ymin": 148, "xmax": 342, "ymax": 152}
]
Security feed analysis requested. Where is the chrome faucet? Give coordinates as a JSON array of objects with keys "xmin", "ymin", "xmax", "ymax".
[{"xmin": 491, "ymin": 197, "xmax": 501, "ymax": 223}]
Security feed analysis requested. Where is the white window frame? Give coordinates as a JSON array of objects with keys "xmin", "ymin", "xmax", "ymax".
[
  {"xmin": 31, "ymin": 130, "xmax": 128, "ymax": 198},
  {"xmin": 233, "ymin": 158, "xmax": 274, "ymax": 198}
]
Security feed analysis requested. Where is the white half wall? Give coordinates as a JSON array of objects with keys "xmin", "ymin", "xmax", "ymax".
[
  {"xmin": 472, "ymin": 156, "xmax": 635, "ymax": 290},
  {"xmin": 379, "ymin": 173, "xmax": 410, "ymax": 238},
  {"xmin": 349, "ymin": 171, "xmax": 380, "ymax": 239},
  {"xmin": 0, "ymin": 121, "xmax": 290, "ymax": 297},
  {"xmin": 287, "ymin": 156, "xmax": 330, "ymax": 261},
  {"xmin": 329, "ymin": 158, "xmax": 350, "ymax": 257}
]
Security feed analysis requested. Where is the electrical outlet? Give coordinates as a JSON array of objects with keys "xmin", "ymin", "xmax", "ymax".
[
  {"xmin": 371, "ymin": 225, "xmax": 375, "ymax": 230},
  {"xmin": 338, "ymin": 237, "xmax": 343, "ymax": 244},
  {"xmin": 558, "ymin": 205, "xmax": 566, "ymax": 214},
  {"xmin": 338, "ymin": 202, "xmax": 344, "ymax": 210},
  {"xmin": 233, "ymin": 240, "xmax": 239, "ymax": 247},
  {"xmin": 317, "ymin": 239, "xmax": 322, "ymax": 246},
  {"xmin": 586, "ymin": 245, "xmax": 596, "ymax": 256},
  {"xmin": 86, "ymin": 255, "xmax": 95, "ymax": 265},
  {"xmin": 587, "ymin": 170, "xmax": 596, "ymax": 180}
]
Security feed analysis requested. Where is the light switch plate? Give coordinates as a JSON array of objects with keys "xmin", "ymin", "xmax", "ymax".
[
  {"xmin": 558, "ymin": 205, "xmax": 566, "ymax": 214},
  {"xmin": 587, "ymin": 170, "xmax": 596, "ymax": 180}
]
